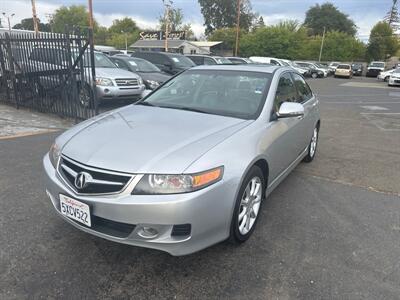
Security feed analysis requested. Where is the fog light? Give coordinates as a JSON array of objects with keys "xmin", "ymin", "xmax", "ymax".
[
  {"xmin": 138, "ymin": 226, "xmax": 158, "ymax": 239},
  {"xmin": 104, "ymin": 88, "xmax": 110, "ymax": 93}
]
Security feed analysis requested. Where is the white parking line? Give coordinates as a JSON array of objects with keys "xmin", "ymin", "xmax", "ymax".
[
  {"xmin": 361, "ymin": 113, "xmax": 400, "ymax": 131},
  {"xmin": 325, "ymin": 101, "xmax": 400, "ymax": 104},
  {"xmin": 360, "ymin": 106, "xmax": 389, "ymax": 111}
]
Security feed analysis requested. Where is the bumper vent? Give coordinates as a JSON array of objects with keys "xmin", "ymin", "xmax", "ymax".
[
  {"xmin": 58, "ymin": 156, "xmax": 133, "ymax": 195},
  {"xmin": 171, "ymin": 224, "xmax": 192, "ymax": 237}
]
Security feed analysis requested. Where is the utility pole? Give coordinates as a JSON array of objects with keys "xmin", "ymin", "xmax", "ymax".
[
  {"xmin": 163, "ymin": 0, "xmax": 172, "ymax": 52},
  {"xmin": 1, "ymin": 13, "xmax": 15, "ymax": 32},
  {"xmin": 31, "ymin": 0, "xmax": 39, "ymax": 34},
  {"xmin": 235, "ymin": 0, "xmax": 241, "ymax": 56},
  {"xmin": 318, "ymin": 26, "xmax": 326, "ymax": 62},
  {"xmin": 88, "ymin": 0, "xmax": 94, "ymax": 29}
]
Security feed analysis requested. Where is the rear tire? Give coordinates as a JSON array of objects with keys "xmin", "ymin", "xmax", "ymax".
[
  {"xmin": 229, "ymin": 166, "xmax": 265, "ymax": 244},
  {"xmin": 78, "ymin": 83, "xmax": 94, "ymax": 108},
  {"xmin": 311, "ymin": 73, "xmax": 318, "ymax": 79}
]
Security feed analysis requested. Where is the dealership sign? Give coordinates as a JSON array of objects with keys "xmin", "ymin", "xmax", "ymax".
[{"xmin": 139, "ymin": 31, "xmax": 186, "ymax": 40}]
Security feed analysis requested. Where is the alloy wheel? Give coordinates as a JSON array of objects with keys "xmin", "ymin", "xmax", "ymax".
[
  {"xmin": 238, "ymin": 176, "xmax": 262, "ymax": 235},
  {"xmin": 309, "ymin": 127, "xmax": 318, "ymax": 158}
]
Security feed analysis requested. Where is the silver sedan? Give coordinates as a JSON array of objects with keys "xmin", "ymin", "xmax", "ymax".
[{"xmin": 43, "ymin": 65, "xmax": 320, "ymax": 256}]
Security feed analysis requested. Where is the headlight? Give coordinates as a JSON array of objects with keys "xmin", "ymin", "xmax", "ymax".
[
  {"xmin": 132, "ymin": 166, "xmax": 224, "ymax": 195},
  {"xmin": 95, "ymin": 77, "xmax": 113, "ymax": 86},
  {"xmin": 49, "ymin": 143, "xmax": 61, "ymax": 168},
  {"xmin": 145, "ymin": 80, "xmax": 160, "ymax": 90},
  {"xmin": 138, "ymin": 77, "xmax": 143, "ymax": 85}
]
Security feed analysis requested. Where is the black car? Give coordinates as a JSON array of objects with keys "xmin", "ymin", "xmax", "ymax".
[
  {"xmin": 131, "ymin": 51, "xmax": 195, "ymax": 75},
  {"xmin": 295, "ymin": 62, "xmax": 324, "ymax": 78},
  {"xmin": 351, "ymin": 63, "xmax": 364, "ymax": 76},
  {"xmin": 110, "ymin": 56, "xmax": 171, "ymax": 90},
  {"xmin": 185, "ymin": 55, "xmax": 233, "ymax": 65},
  {"xmin": 225, "ymin": 57, "xmax": 254, "ymax": 64}
]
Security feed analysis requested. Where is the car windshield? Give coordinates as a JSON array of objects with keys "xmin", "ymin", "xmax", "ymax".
[
  {"xmin": 370, "ymin": 62, "xmax": 384, "ymax": 68},
  {"xmin": 140, "ymin": 70, "xmax": 272, "ymax": 119},
  {"xmin": 169, "ymin": 55, "xmax": 196, "ymax": 68},
  {"xmin": 73, "ymin": 52, "xmax": 116, "ymax": 68},
  {"xmin": 337, "ymin": 65, "xmax": 350, "ymax": 70},
  {"xmin": 315, "ymin": 63, "xmax": 326, "ymax": 68},
  {"xmin": 279, "ymin": 60, "xmax": 290, "ymax": 66},
  {"xmin": 126, "ymin": 58, "xmax": 161, "ymax": 72},
  {"xmin": 331, "ymin": 62, "xmax": 339, "ymax": 66},
  {"xmin": 214, "ymin": 57, "xmax": 233, "ymax": 64}
]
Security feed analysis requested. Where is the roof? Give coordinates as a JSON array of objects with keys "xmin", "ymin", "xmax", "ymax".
[
  {"xmin": 131, "ymin": 39, "xmax": 187, "ymax": 48},
  {"xmin": 190, "ymin": 41, "xmax": 223, "ymax": 47},
  {"xmin": 191, "ymin": 64, "xmax": 282, "ymax": 74}
]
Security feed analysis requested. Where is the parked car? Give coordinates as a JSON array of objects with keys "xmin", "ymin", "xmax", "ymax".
[
  {"xmin": 366, "ymin": 61, "xmax": 385, "ymax": 77},
  {"xmin": 280, "ymin": 59, "xmax": 311, "ymax": 77},
  {"xmin": 378, "ymin": 69, "xmax": 396, "ymax": 81},
  {"xmin": 225, "ymin": 57, "xmax": 254, "ymax": 64},
  {"xmin": 43, "ymin": 65, "xmax": 320, "ymax": 256},
  {"xmin": 24, "ymin": 48, "xmax": 145, "ymax": 106},
  {"xmin": 295, "ymin": 61, "xmax": 328, "ymax": 77},
  {"xmin": 249, "ymin": 56, "xmax": 286, "ymax": 66},
  {"xmin": 295, "ymin": 62, "xmax": 325, "ymax": 78},
  {"xmin": 334, "ymin": 64, "xmax": 353, "ymax": 78},
  {"xmin": 131, "ymin": 51, "xmax": 196, "ymax": 75},
  {"xmin": 351, "ymin": 63, "xmax": 364, "ymax": 76},
  {"xmin": 314, "ymin": 63, "xmax": 333, "ymax": 75},
  {"xmin": 109, "ymin": 56, "xmax": 171, "ymax": 90},
  {"xmin": 328, "ymin": 62, "xmax": 340, "ymax": 73},
  {"xmin": 185, "ymin": 54, "xmax": 233, "ymax": 65},
  {"xmin": 388, "ymin": 68, "xmax": 400, "ymax": 86}
]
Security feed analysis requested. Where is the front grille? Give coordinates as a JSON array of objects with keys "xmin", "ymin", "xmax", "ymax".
[
  {"xmin": 58, "ymin": 156, "xmax": 133, "ymax": 195},
  {"xmin": 115, "ymin": 78, "xmax": 138, "ymax": 86}
]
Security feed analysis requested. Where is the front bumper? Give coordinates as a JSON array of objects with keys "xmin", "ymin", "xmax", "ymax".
[
  {"xmin": 96, "ymin": 84, "xmax": 146, "ymax": 101},
  {"xmin": 43, "ymin": 154, "xmax": 235, "ymax": 256},
  {"xmin": 388, "ymin": 77, "xmax": 400, "ymax": 86}
]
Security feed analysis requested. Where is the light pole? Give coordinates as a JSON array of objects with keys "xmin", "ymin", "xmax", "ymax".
[
  {"xmin": 121, "ymin": 30, "xmax": 128, "ymax": 53},
  {"xmin": 318, "ymin": 26, "xmax": 326, "ymax": 62},
  {"xmin": 235, "ymin": 0, "xmax": 241, "ymax": 56},
  {"xmin": 31, "ymin": 0, "xmax": 39, "ymax": 34},
  {"xmin": 2, "ymin": 12, "xmax": 15, "ymax": 32},
  {"xmin": 162, "ymin": 0, "xmax": 172, "ymax": 52}
]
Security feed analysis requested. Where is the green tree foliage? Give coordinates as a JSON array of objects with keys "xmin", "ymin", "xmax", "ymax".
[
  {"xmin": 208, "ymin": 27, "xmax": 240, "ymax": 50},
  {"xmin": 367, "ymin": 21, "xmax": 399, "ymax": 60},
  {"xmin": 198, "ymin": 0, "xmax": 256, "ymax": 34},
  {"xmin": 13, "ymin": 18, "xmax": 51, "ymax": 32},
  {"xmin": 304, "ymin": 2, "xmax": 357, "ymax": 36},
  {"xmin": 108, "ymin": 17, "xmax": 139, "ymax": 34},
  {"xmin": 51, "ymin": 5, "xmax": 97, "ymax": 33},
  {"xmin": 159, "ymin": 8, "xmax": 184, "ymax": 31}
]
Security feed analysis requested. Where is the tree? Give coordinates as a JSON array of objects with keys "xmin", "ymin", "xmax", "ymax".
[
  {"xmin": 159, "ymin": 8, "xmax": 184, "ymax": 32},
  {"xmin": 208, "ymin": 27, "xmax": 239, "ymax": 50},
  {"xmin": 384, "ymin": 0, "xmax": 400, "ymax": 30},
  {"xmin": 198, "ymin": 0, "xmax": 256, "ymax": 34},
  {"xmin": 108, "ymin": 17, "xmax": 139, "ymax": 34},
  {"xmin": 13, "ymin": 17, "xmax": 51, "ymax": 32},
  {"xmin": 367, "ymin": 21, "xmax": 399, "ymax": 60},
  {"xmin": 51, "ymin": 5, "xmax": 97, "ymax": 33},
  {"xmin": 304, "ymin": 2, "xmax": 357, "ymax": 36}
]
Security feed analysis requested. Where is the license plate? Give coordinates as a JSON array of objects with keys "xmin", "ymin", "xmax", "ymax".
[{"xmin": 59, "ymin": 194, "xmax": 91, "ymax": 227}]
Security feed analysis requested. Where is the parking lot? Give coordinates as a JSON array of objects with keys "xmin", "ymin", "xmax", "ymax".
[{"xmin": 1, "ymin": 76, "xmax": 400, "ymax": 299}]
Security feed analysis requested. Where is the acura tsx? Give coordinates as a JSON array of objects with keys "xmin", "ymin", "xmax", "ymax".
[{"xmin": 43, "ymin": 65, "xmax": 320, "ymax": 256}]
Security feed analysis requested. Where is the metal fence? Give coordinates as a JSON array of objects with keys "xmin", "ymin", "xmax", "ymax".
[{"xmin": 0, "ymin": 28, "xmax": 98, "ymax": 120}]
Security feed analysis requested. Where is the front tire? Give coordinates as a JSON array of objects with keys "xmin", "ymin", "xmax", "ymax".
[
  {"xmin": 303, "ymin": 125, "xmax": 319, "ymax": 162},
  {"xmin": 311, "ymin": 73, "xmax": 318, "ymax": 79},
  {"xmin": 229, "ymin": 166, "xmax": 265, "ymax": 244}
]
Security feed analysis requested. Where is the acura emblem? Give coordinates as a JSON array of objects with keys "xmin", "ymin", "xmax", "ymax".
[{"xmin": 75, "ymin": 171, "xmax": 92, "ymax": 189}]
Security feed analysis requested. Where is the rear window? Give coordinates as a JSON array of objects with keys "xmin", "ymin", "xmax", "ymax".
[{"xmin": 337, "ymin": 65, "xmax": 350, "ymax": 70}]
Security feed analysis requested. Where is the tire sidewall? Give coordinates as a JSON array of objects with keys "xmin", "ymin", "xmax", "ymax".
[{"xmin": 230, "ymin": 166, "xmax": 265, "ymax": 243}]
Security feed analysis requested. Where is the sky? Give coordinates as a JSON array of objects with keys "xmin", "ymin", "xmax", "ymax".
[{"xmin": 0, "ymin": 0, "xmax": 394, "ymax": 41}]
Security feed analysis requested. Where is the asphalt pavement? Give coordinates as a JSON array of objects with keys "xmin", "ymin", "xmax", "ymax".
[{"xmin": 0, "ymin": 76, "xmax": 399, "ymax": 299}]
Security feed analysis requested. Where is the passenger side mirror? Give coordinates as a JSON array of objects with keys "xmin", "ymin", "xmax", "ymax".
[{"xmin": 277, "ymin": 102, "xmax": 304, "ymax": 118}]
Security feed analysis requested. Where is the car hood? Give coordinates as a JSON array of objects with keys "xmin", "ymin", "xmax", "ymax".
[
  {"xmin": 61, "ymin": 105, "xmax": 251, "ymax": 174},
  {"xmin": 95, "ymin": 67, "xmax": 140, "ymax": 79},
  {"xmin": 138, "ymin": 72, "xmax": 171, "ymax": 83}
]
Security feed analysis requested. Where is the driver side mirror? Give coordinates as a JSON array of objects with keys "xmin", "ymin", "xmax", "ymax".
[{"xmin": 277, "ymin": 102, "xmax": 304, "ymax": 118}]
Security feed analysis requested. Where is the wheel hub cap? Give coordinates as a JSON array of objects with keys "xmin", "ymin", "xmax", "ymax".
[{"xmin": 238, "ymin": 177, "xmax": 262, "ymax": 235}]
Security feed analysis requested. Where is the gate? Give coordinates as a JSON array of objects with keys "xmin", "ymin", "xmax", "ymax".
[{"xmin": 0, "ymin": 28, "xmax": 98, "ymax": 120}]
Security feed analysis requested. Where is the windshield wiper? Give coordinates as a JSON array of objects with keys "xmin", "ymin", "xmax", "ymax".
[
  {"xmin": 159, "ymin": 105, "xmax": 210, "ymax": 114},
  {"xmin": 136, "ymin": 101, "xmax": 157, "ymax": 107}
]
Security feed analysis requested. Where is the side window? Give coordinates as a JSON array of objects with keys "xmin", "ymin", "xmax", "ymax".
[
  {"xmin": 204, "ymin": 57, "xmax": 216, "ymax": 65},
  {"xmin": 274, "ymin": 73, "xmax": 297, "ymax": 112},
  {"xmin": 149, "ymin": 53, "xmax": 164, "ymax": 65},
  {"xmin": 189, "ymin": 56, "xmax": 203, "ymax": 65},
  {"xmin": 270, "ymin": 59, "xmax": 280, "ymax": 66},
  {"xmin": 292, "ymin": 73, "xmax": 313, "ymax": 103},
  {"xmin": 115, "ymin": 59, "xmax": 130, "ymax": 71}
]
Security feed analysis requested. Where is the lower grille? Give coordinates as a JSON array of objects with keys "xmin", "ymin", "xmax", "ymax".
[
  {"xmin": 171, "ymin": 224, "xmax": 191, "ymax": 237},
  {"xmin": 58, "ymin": 156, "xmax": 133, "ymax": 195}
]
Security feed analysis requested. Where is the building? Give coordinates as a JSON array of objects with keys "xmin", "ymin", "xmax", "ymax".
[{"xmin": 130, "ymin": 40, "xmax": 223, "ymax": 55}]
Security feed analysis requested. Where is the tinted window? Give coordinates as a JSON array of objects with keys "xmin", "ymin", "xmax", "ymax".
[
  {"xmin": 204, "ymin": 57, "xmax": 216, "ymax": 65},
  {"xmin": 270, "ymin": 59, "xmax": 280, "ymax": 66},
  {"xmin": 188, "ymin": 56, "xmax": 204, "ymax": 65},
  {"xmin": 274, "ymin": 73, "xmax": 297, "ymax": 111},
  {"xmin": 228, "ymin": 58, "xmax": 246, "ymax": 65},
  {"xmin": 337, "ymin": 64, "xmax": 350, "ymax": 70},
  {"xmin": 142, "ymin": 70, "xmax": 271, "ymax": 120},
  {"xmin": 168, "ymin": 55, "xmax": 196, "ymax": 68},
  {"xmin": 127, "ymin": 58, "xmax": 160, "ymax": 72},
  {"xmin": 292, "ymin": 73, "xmax": 313, "ymax": 103}
]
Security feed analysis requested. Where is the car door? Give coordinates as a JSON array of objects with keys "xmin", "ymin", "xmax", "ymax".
[
  {"xmin": 291, "ymin": 72, "xmax": 318, "ymax": 147},
  {"xmin": 265, "ymin": 72, "xmax": 306, "ymax": 181}
]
